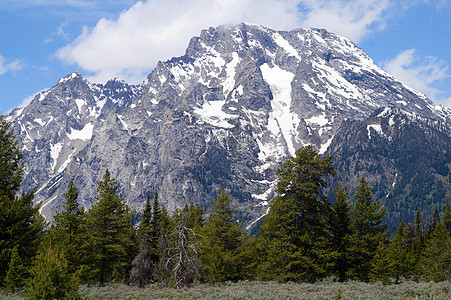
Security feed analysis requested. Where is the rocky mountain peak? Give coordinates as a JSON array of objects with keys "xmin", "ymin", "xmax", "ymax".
[{"xmin": 6, "ymin": 24, "xmax": 450, "ymax": 229}]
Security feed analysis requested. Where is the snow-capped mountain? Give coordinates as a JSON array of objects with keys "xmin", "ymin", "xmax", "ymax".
[{"xmin": 6, "ymin": 23, "xmax": 450, "ymax": 226}]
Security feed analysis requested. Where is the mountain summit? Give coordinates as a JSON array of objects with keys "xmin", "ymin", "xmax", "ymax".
[{"xmin": 7, "ymin": 23, "xmax": 450, "ymax": 227}]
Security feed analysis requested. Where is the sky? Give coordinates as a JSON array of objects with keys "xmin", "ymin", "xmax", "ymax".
[{"xmin": 0, "ymin": 0, "xmax": 450, "ymax": 114}]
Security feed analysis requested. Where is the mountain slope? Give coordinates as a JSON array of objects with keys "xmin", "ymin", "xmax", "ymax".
[{"xmin": 6, "ymin": 23, "xmax": 450, "ymax": 226}]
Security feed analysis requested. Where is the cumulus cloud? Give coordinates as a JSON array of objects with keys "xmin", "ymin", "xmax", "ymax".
[
  {"xmin": 300, "ymin": 0, "xmax": 390, "ymax": 42},
  {"xmin": 55, "ymin": 0, "xmax": 391, "ymax": 83},
  {"xmin": 383, "ymin": 49, "xmax": 451, "ymax": 107},
  {"xmin": 0, "ymin": 55, "xmax": 24, "ymax": 75}
]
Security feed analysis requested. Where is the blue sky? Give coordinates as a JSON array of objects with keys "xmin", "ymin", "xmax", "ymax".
[{"xmin": 1, "ymin": 0, "xmax": 450, "ymax": 114}]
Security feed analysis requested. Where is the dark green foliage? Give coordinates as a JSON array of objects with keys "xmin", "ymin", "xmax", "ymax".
[
  {"xmin": 348, "ymin": 177, "xmax": 388, "ymax": 282},
  {"xmin": 419, "ymin": 222, "xmax": 451, "ymax": 282},
  {"xmin": 0, "ymin": 117, "xmax": 45, "ymax": 287},
  {"xmin": 369, "ymin": 241, "xmax": 391, "ymax": 285},
  {"xmin": 2, "ymin": 246, "xmax": 26, "ymax": 293},
  {"xmin": 328, "ymin": 183, "xmax": 352, "ymax": 282},
  {"xmin": 84, "ymin": 169, "xmax": 135, "ymax": 285},
  {"xmin": 200, "ymin": 188, "xmax": 246, "ymax": 282},
  {"xmin": 387, "ymin": 222, "xmax": 414, "ymax": 283},
  {"xmin": 443, "ymin": 202, "xmax": 451, "ymax": 231},
  {"xmin": 138, "ymin": 192, "xmax": 153, "ymax": 238},
  {"xmin": 258, "ymin": 146, "xmax": 336, "ymax": 282},
  {"xmin": 52, "ymin": 180, "xmax": 86, "ymax": 275},
  {"xmin": 24, "ymin": 245, "xmax": 80, "ymax": 300}
]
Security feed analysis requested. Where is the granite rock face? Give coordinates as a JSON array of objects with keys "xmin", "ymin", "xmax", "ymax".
[{"xmin": 6, "ymin": 23, "xmax": 450, "ymax": 226}]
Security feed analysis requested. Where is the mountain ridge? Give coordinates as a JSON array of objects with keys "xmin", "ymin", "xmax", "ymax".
[{"xmin": 6, "ymin": 23, "xmax": 451, "ymax": 228}]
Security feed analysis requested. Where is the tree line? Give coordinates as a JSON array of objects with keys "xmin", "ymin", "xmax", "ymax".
[{"xmin": 0, "ymin": 116, "xmax": 450, "ymax": 299}]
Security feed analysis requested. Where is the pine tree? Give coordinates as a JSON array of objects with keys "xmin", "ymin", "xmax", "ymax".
[
  {"xmin": 0, "ymin": 117, "xmax": 45, "ymax": 286},
  {"xmin": 258, "ymin": 146, "xmax": 336, "ymax": 282},
  {"xmin": 386, "ymin": 222, "xmax": 413, "ymax": 283},
  {"xmin": 443, "ymin": 202, "xmax": 451, "ymax": 232},
  {"xmin": 328, "ymin": 183, "xmax": 352, "ymax": 282},
  {"xmin": 419, "ymin": 222, "xmax": 451, "ymax": 282},
  {"xmin": 411, "ymin": 210, "xmax": 425, "ymax": 281},
  {"xmin": 52, "ymin": 180, "xmax": 86, "ymax": 275},
  {"xmin": 369, "ymin": 241, "xmax": 390, "ymax": 285},
  {"xmin": 138, "ymin": 192, "xmax": 152, "ymax": 239},
  {"xmin": 3, "ymin": 246, "xmax": 26, "ymax": 293},
  {"xmin": 24, "ymin": 245, "xmax": 80, "ymax": 300},
  {"xmin": 201, "ymin": 188, "xmax": 245, "ymax": 282},
  {"xmin": 84, "ymin": 169, "xmax": 135, "ymax": 285},
  {"xmin": 348, "ymin": 177, "xmax": 388, "ymax": 282},
  {"xmin": 156, "ymin": 205, "xmax": 172, "ymax": 285}
]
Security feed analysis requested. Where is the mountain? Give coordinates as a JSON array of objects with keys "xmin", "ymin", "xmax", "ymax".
[{"xmin": 6, "ymin": 23, "xmax": 451, "ymax": 228}]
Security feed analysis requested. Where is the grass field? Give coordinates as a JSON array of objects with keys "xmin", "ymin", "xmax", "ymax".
[
  {"xmin": 2, "ymin": 280, "xmax": 449, "ymax": 299},
  {"xmin": 80, "ymin": 280, "xmax": 450, "ymax": 299}
]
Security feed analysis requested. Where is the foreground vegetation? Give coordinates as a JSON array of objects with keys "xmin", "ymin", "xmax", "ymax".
[
  {"xmin": 0, "ymin": 116, "xmax": 450, "ymax": 299},
  {"xmin": 2, "ymin": 280, "xmax": 450, "ymax": 300}
]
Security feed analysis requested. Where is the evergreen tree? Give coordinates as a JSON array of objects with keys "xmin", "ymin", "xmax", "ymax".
[
  {"xmin": 0, "ymin": 117, "xmax": 45, "ymax": 286},
  {"xmin": 426, "ymin": 207, "xmax": 440, "ymax": 239},
  {"xmin": 84, "ymin": 169, "xmax": 135, "ymax": 285},
  {"xmin": 348, "ymin": 177, "xmax": 388, "ymax": 282},
  {"xmin": 200, "ymin": 188, "xmax": 245, "ymax": 282},
  {"xmin": 443, "ymin": 202, "xmax": 451, "ymax": 232},
  {"xmin": 258, "ymin": 146, "xmax": 336, "ymax": 282},
  {"xmin": 24, "ymin": 245, "xmax": 80, "ymax": 300},
  {"xmin": 411, "ymin": 210, "xmax": 425, "ymax": 281},
  {"xmin": 150, "ymin": 191, "xmax": 161, "ymax": 248},
  {"xmin": 156, "ymin": 205, "xmax": 173, "ymax": 285},
  {"xmin": 328, "ymin": 183, "xmax": 352, "ymax": 282},
  {"xmin": 52, "ymin": 180, "xmax": 86, "ymax": 275},
  {"xmin": 3, "ymin": 246, "xmax": 26, "ymax": 293},
  {"xmin": 386, "ymin": 222, "xmax": 413, "ymax": 283},
  {"xmin": 419, "ymin": 222, "xmax": 451, "ymax": 282},
  {"xmin": 138, "ymin": 192, "xmax": 152, "ymax": 239},
  {"xmin": 369, "ymin": 241, "xmax": 390, "ymax": 285}
]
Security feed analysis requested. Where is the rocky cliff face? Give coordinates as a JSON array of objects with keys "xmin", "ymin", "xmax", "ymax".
[{"xmin": 6, "ymin": 23, "xmax": 450, "ymax": 227}]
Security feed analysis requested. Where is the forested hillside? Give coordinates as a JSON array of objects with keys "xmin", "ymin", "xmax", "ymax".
[{"xmin": 1, "ymin": 117, "xmax": 449, "ymax": 299}]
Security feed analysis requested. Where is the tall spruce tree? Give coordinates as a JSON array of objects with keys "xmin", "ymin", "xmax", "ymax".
[
  {"xmin": 52, "ymin": 179, "xmax": 86, "ymax": 275},
  {"xmin": 328, "ymin": 183, "xmax": 352, "ymax": 282},
  {"xmin": 258, "ymin": 146, "xmax": 336, "ymax": 282},
  {"xmin": 380, "ymin": 222, "xmax": 413, "ymax": 284},
  {"xmin": 85, "ymin": 169, "xmax": 135, "ymax": 285},
  {"xmin": 24, "ymin": 245, "xmax": 80, "ymax": 300},
  {"xmin": 348, "ymin": 177, "xmax": 388, "ymax": 282},
  {"xmin": 201, "ymin": 188, "xmax": 245, "ymax": 282},
  {"xmin": 138, "ymin": 192, "xmax": 153, "ymax": 238},
  {"xmin": 419, "ymin": 222, "xmax": 451, "ymax": 282},
  {"xmin": 0, "ymin": 116, "xmax": 44, "ymax": 287}
]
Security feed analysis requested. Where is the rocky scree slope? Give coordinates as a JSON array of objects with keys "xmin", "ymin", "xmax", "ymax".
[{"xmin": 6, "ymin": 23, "xmax": 450, "ymax": 227}]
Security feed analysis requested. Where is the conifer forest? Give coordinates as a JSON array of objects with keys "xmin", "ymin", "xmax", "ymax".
[{"xmin": 0, "ymin": 115, "xmax": 450, "ymax": 299}]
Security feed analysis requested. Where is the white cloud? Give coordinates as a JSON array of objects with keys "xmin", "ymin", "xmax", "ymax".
[
  {"xmin": 0, "ymin": 55, "xmax": 24, "ymax": 75},
  {"xmin": 383, "ymin": 49, "xmax": 451, "ymax": 107},
  {"xmin": 55, "ymin": 0, "xmax": 391, "ymax": 83},
  {"xmin": 300, "ymin": 0, "xmax": 390, "ymax": 42}
]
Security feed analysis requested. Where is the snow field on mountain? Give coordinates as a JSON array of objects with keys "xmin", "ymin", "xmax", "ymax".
[{"xmin": 260, "ymin": 63, "xmax": 298, "ymax": 156}]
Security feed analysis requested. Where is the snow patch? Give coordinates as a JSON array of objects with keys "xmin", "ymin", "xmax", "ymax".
[
  {"xmin": 272, "ymin": 32, "xmax": 301, "ymax": 60},
  {"xmin": 74, "ymin": 99, "xmax": 86, "ymax": 114},
  {"xmin": 193, "ymin": 100, "xmax": 237, "ymax": 129},
  {"xmin": 305, "ymin": 113, "xmax": 329, "ymax": 126},
  {"xmin": 67, "ymin": 123, "xmax": 94, "ymax": 141},
  {"xmin": 50, "ymin": 142, "xmax": 63, "ymax": 171},
  {"xmin": 367, "ymin": 124, "xmax": 383, "ymax": 139},
  {"xmin": 260, "ymin": 63, "xmax": 298, "ymax": 155}
]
